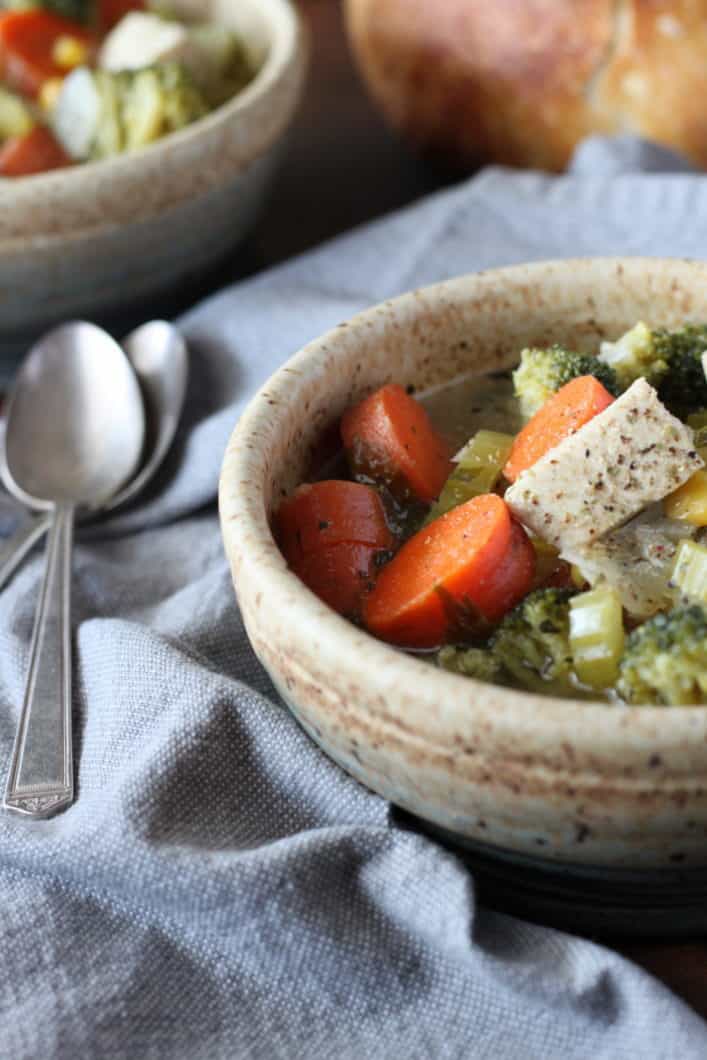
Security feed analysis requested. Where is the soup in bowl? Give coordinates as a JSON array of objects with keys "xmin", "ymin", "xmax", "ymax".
[{"xmin": 219, "ymin": 258, "xmax": 707, "ymax": 886}]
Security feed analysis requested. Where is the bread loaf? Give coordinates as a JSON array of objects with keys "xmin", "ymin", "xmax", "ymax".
[{"xmin": 344, "ymin": 0, "xmax": 707, "ymax": 171}]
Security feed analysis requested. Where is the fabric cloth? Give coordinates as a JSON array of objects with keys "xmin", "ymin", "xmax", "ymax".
[{"xmin": 2, "ymin": 136, "xmax": 707, "ymax": 1059}]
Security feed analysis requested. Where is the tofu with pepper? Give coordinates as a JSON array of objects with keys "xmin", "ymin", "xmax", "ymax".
[{"xmin": 505, "ymin": 379, "xmax": 704, "ymax": 551}]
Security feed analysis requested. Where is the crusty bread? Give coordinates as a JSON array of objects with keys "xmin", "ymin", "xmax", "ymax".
[{"xmin": 345, "ymin": 0, "xmax": 707, "ymax": 171}]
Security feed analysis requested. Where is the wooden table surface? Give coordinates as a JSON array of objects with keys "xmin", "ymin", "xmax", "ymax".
[{"xmin": 190, "ymin": 0, "xmax": 707, "ymax": 1020}]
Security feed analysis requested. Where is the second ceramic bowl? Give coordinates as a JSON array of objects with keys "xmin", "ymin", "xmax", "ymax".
[{"xmin": 0, "ymin": 0, "xmax": 307, "ymax": 360}]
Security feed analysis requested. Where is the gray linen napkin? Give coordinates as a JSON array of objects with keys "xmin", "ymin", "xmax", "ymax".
[{"xmin": 2, "ymin": 137, "xmax": 707, "ymax": 1060}]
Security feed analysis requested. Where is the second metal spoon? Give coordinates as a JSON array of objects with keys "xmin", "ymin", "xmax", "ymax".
[{"xmin": 0, "ymin": 320, "xmax": 188, "ymax": 590}]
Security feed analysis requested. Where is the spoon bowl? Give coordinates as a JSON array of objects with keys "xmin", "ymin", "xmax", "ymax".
[
  {"xmin": 105, "ymin": 320, "xmax": 188, "ymax": 512},
  {"xmin": 3, "ymin": 322, "xmax": 145, "ymax": 509}
]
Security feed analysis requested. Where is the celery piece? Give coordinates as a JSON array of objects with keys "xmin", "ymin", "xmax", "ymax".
[
  {"xmin": 454, "ymin": 429, "xmax": 515, "ymax": 470},
  {"xmin": 427, "ymin": 430, "xmax": 514, "ymax": 523},
  {"xmin": 671, "ymin": 539, "xmax": 707, "ymax": 605},
  {"xmin": 569, "ymin": 587, "xmax": 625, "ymax": 689},
  {"xmin": 687, "ymin": 410, "xmax": 707, "ymax": 458},
  {"xmin": 122, "ymin": 69, "xmax": 165, "ymax": 151}
]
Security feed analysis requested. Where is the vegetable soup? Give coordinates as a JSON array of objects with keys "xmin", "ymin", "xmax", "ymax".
[
  {"xmin": 0, "ymin": 0, "xmax": 254, "ymax": 176},
  {"xmin": 274, "ymin": 323, "xmax": 707, "ymax": 706}
]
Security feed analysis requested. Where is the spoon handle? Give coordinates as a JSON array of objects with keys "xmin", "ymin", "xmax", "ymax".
[
  {"xmin": 4, "ymin": 503, "xmax": 74, "ymax": 818},
  {"xmin": 0, "ymin": 513, "xmax": 51, "ymax": 593}
]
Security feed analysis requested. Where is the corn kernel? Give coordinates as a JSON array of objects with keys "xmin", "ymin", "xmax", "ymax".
[
  {"xmin": 664, "ymin": 469, "xmax": 707, "ymax": 526},
  {"xmin": 52, "ymin": 36, "xmax": 88, "ymax": 71},
  {"xmin": 39, "ymin": 78, "xmax": 64, "ymax": 113}
]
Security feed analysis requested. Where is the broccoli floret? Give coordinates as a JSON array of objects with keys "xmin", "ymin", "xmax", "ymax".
[
  {"xmin": 513, "ymin": 345, "xmax": 619, "ymax": 419},
  {"xmin": 436, "ymin": 644, "xmax": 501, "ymax": 682},
  {"xmin": 598, "ymin": 321, "xmax": 670, "ymax": 392},
  {"xmin": 598, "ymin": 322, "xmax": 707, "ymax": 413},
  {"xmin": 187, "ymin": 23, "xmax": 254, "ymax": 107},
  {"xmin": 54, "ymin": 63, "xmax": 209, "ymax": 161},
  {"xmin": 490, "ymin": 587, "xmax": 576, "ymax": 693},
  {"xmin": 616, "ymin": 604, "xmax": 707, "ymax": 705},
  {"xmin": 653, "ymin": 325, "xmax": 707, "ymax": 415}
]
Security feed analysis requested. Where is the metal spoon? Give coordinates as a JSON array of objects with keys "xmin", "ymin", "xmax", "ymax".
[
  {"xmin": 2, "ymin": 322, "xmax": 145, "ymax": 818},
  {"xmin": 0, "ymin": 321, "xmax": 188, "ymax": 590}
]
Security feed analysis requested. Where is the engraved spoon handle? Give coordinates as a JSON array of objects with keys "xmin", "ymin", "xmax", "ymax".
[
  {"xmin": 0, "ymin": 513, "xmax": 51, "ymax": 593},
  {"xmin": 4, "ymin": 502, "xmax": 74, "ymax": 818}
]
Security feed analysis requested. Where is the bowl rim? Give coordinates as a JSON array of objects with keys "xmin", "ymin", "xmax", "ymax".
[
  {"xmin": 0, "ymin": 0, "xmax": 306, "ymax": 247},
  {"xmin": 219, "ymin": 257, "xmax": 707, "ymax": 772}
]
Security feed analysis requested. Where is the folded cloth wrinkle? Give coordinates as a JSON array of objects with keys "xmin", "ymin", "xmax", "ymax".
[{"xmin": 1, "ymin": 136, "xmax": 707, "ymax": 1059}]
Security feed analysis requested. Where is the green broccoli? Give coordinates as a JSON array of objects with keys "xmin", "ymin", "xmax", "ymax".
[
  {"xmin": 436, "ymin": 644, "xmax": 501, "ymax": 682},
  {"xmin": 652, "ymin": 325, "xmax": 707, "ymax": 415},
  {"xmin": 53, "ymin": 63, "xmax": 209, "ymax": 162},
  {"xmin": 616, "ymin": 604, "xmax": 707, "ymax": 705},
  {"xmin": 489, "ymin": 587, "xmax": 577, "ymax": 694},
  {"xmin": 596, "ymin": 321, "xmax": 670, "ymax": 392},
  {"xmin": 122, "ymin": 64, "xmax": 209, "ymax": 153},
  {"xmin": 598, "ymin": 322, "xmax": 707, "ymax": 412},
  {"xmin": 512, "ymin": 345, "xmax": 619, "ymax": 419}
]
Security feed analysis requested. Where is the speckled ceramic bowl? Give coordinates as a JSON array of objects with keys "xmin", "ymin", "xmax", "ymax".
[
  {"xmin": 220, "ymin": 259, "xmax": 707, "ymax": 934},
  {"xmin": 0, "ymin": 0, "xmax": 306, "ymax": 360}
]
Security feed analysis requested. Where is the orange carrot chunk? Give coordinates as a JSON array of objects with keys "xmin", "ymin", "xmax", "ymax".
[
  {"xmin": 0, "ymin": 126, "xmax": 71, "ymax": 177},
  {"xmin": 341, "ymin": 383, "xmax": 452, "ymax": 503},
  {"xmin": 503, "ymin": 375, "xmax": 615, "ymax": 484},
  {"xmin": 480, "ymin": 520, "xmax": 537, "ymax": 618},
  {"xmin": 290, "ymin": 542, "xmax": 381, "ymax": 619},
  {"xmin": 275, "ymin": 480, "xmax": 393, "ymax": 562},
  {"xmin": 0, "ymin": 10, "xmax": 93, "ymax": 98},
  {"xmin": 364, "ymin": 494, "xmax": 535, "ymax": 648}
]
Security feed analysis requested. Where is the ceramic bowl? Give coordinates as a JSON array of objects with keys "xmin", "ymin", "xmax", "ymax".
[
  {"xmin": 0, "ymin": 0, "xmax": 306, "ymax": 358},
  {"xmin": 219, "ymin": 258, "xmax": 707, "ymax": 927}
]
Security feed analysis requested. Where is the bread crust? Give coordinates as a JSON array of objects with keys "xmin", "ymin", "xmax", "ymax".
[{"xmin": 345, "ymin": 0, "xmax": 707, "ymax": 171}]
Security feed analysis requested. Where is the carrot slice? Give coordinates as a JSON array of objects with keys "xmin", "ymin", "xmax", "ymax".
[
  {"xmin": 480, "ymin": 520, "xmax": 537, "ymax": 619},
  {"xmin": 341, "ymin": 383, "xmax": 452, "ymax": 503},
  {"xmin": 503, "ymin": 375, "xmax": 614, "ymax": 484},
  {"xmin": 290, "ymin": 542, "xmax": 381, "ymax": 618},
  {"xmin": 275, "ymin": 480, "xmax": 393, "ymax": 562},
  {"xmin": 0, "ymin": 11, "xmax": 94, "ymax": 98},
  {"xmin": 0, "ymin": 126, "xmax": 71, "ymax": 177},
  {"xmin": 364, "ymin": 494, "xmax": 535, "ymax": 648}
]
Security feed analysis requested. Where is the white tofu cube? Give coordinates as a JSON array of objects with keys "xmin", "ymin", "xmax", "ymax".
[{"xmin": 505, "ymin": 379, "xmax": 704, "ymax": 551}]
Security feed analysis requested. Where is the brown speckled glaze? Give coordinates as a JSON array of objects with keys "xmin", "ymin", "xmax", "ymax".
[
  {"xmin": 219, "ymin": 259, "xmax": 707, "ymax": 870},
  {"xmin": 0, "ymin": 0, "xmax": 306, "ymax": 342}
]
